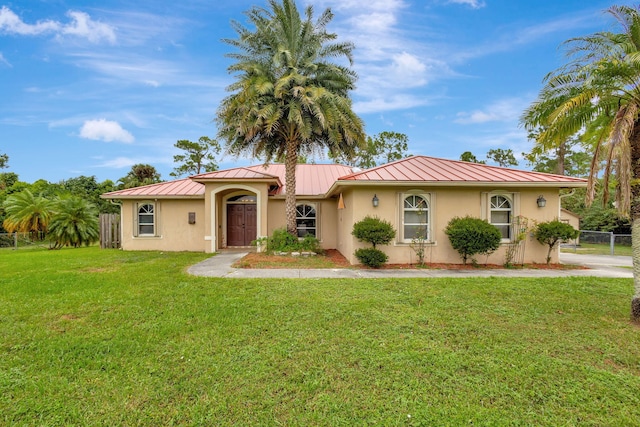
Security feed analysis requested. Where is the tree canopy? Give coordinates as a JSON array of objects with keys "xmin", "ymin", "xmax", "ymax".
[
  {"xmin": 520, "ymin": 4, "xmax": 640, "ymax": 321},
  {"xmin": 217, "ymin": 0, "xmax": 365, "ymax": 235},
  {"xmin": 171, "ymin": 136, "xmax": 222, "ymax": 177},
  {"xmin": 0, "ymin": 152, "xmax": 7, "ymax": 169},
  {"xmin": 118, "ymin": 164, "xmax": 162, "ymax": 189},
  {"xmin": 486, "ymin": 148, "xmax": 518, "ymax": 168},
  {"xmin": 459, "ymin": 151, "xmax": 485, "ymax": 164},
  {"xmin": 330, "ymin": 131, "xmax": 409, "ymax": 169}
]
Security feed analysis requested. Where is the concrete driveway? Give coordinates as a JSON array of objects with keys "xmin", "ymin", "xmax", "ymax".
[{"xmin": 188, "ymin": 251, "xmax": 633, "ymax": 279}]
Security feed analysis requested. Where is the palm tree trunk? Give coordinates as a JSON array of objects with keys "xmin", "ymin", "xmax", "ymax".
[
  {"xmin": 285, "ymin": 139, "xmax": 298, "ymax": 237},
  {"xmin": 630, "ymin": 123, "xmax": 640, "ymax": 322}
]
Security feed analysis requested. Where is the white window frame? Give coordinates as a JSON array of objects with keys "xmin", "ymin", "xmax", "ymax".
[
  {"xmin": 400, "ymin": 193, "xmax": 431, "ymax": 243},
  {"xmin": 483, "ymin": 191, "xmax": 520, "ymax": 243},
  {"xmin": 296, "ymin": 202, "xmax": 318, "ymax": 238},
  {"xmin": 136, "ymin": 202, "xmax": 156, "ymax": 237}
]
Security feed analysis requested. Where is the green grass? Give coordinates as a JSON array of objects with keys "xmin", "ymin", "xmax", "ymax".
[
  {"xmin": 1, "ymin": 247, "xmax": 639, "ymax": 426},
  {"xmin": 562, "ymin": 242, "xmax": 632, "ymax": 256}
]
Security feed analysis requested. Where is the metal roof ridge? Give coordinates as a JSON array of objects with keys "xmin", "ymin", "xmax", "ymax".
[
  {"xmin": 102, "ymin": 177, "xmax": 197, "ymax": 195},
  {"xmin": 192, "ymin": 166, "xmax": 280, "ymax": 180}
]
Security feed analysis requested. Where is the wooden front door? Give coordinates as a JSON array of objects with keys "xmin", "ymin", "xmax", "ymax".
[{"xmin": 227, "ymin": 204, "xmax": 257, "ymax": 246}]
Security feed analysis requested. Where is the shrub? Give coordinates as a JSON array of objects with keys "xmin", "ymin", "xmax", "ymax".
[
  {"xmin": 256, "ymin": 228, "xmax": 322, "ymax": 254},
  {"xmin": 445, "ymin": 216, "xmax": 502, "ymax": 265},
  {"xmin": 534, "ymin": 220, "xmax": 579, "ymax": 265},
  {"xmin": 265, "ymin": 228, "xmax": 299, "ymax": 253},
  {"xmin": 299, "ymin": 234, "xmax": 322, "ymax": 253},
  {"xmin": 351, "ymin": 216, "xmax": 396, "ymax": 248},
  {"xmin": 352, "ymin": 216, "xmax": 395, "ymax": 268},
  {"xmin": 355, "ymin": 248, "xmax": 388, "ymax": 268}
]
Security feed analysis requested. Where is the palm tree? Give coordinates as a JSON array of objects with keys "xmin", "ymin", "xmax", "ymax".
[
  {"xmin": 47, "ymin": 196, "xmax": 99, "ymax": 249},
  {"xmin": 2, "ymin": 189, "xmax": 53, "ymax": 239},
  {"xmin": 521, "ymin": 5, "xmax": 640, "ymax": 321},
  {"xmin": 118, "ymin": 164, "xmax": 162, "ymax": 189},
  {"xmin": 217, "ymin": 0, "xmax": 365, "ymax": 235}
]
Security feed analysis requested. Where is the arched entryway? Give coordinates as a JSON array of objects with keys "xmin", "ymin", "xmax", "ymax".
[{"xmin": 226, "ymin": 194, "xmax": 257, "ymax": 246}]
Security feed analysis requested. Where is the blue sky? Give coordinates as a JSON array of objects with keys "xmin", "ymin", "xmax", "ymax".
[{"xmin": 0, "ymin": 0, "xmax": 635, "ymax": 183}]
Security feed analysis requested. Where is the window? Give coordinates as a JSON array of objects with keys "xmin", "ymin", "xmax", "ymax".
[
  {"xmin": 137, "ymin": 203, "xmax": 155, "ymax": 236},
  {"xmin": 490, "ymin": 195, "xmax": 512, "ymax": 240},
  {"xmin": 296, "ymin": 204, "xmax": 316, "ymax": 237},
  {"xmin": 402, "ymin": 194, "xmax": 430, "ymax": 242}
]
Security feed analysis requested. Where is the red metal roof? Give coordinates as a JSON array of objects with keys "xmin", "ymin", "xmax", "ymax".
[
  {"xmin": 192, "ymin": 167, "xmax": 281, "ymax": 181},
  {"xmin": 101, "ymin": 178, "xmax": 204, "ymax": 198},
  {"xmin": 102, "ymin": 156, "xmax": 586, "ymax": 200},
  {"xmin": 245, "ymin": 164, "xmax": 354, "ymax": 195},
  {"xmin": 338, "ymin": 156, "xmax": 588, "ymax": 184}
]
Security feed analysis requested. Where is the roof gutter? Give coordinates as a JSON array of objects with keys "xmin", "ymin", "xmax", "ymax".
[{"xmin": 325, "ymin": 179, "xmax": 588, "ymax": 198}]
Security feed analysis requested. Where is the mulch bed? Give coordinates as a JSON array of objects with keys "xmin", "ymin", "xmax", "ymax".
[{"xmin": 235, "ymin": 249, "xmax": 588, "ymax": 270}]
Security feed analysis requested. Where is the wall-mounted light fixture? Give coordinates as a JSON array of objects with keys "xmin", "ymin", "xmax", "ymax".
[
  {"xmin": 188, "ymin": 212, "xmax": 196, "ymax": 224},
  {"xmin": 372, "ymin": 194, "xmax": 379, "ymax": 207},
  {"xmin": 536, "ymin": 195, "xmax": 546, "ymax": 208}
]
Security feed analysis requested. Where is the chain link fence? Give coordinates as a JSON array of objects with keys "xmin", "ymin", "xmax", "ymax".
[
  {"xmin": 563, "ymin": 230, "xmax": 632, "ymax": 256},
  {"xmin": 0, "ymin": 232, "xmax": 48, "ymax": 250}
]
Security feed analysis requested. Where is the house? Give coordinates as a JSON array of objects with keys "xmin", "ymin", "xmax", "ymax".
[{"xmin": 101, "ymin": 155, "xmax": 587, "ymax": 265}]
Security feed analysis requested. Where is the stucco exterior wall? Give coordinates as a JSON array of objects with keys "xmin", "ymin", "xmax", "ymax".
[
  {"xmin": 342, "ymin": 186, "xmax": 564, "ymax": 265},
  {"xmin": 202, "ymin": 181, "xmax": 270, "ymax": 253},
  {"xmin": 120, "ymin": 199, "xmax": 205, "ymax": 252},
  {"xmin": 267, "ymin": 197, "xmax": 339, "ymax": 249}
]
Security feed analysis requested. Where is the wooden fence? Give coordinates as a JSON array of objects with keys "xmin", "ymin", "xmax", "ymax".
[{"xmin": 100, "ymin": 214, "xmax": 121, "ymax": 249}]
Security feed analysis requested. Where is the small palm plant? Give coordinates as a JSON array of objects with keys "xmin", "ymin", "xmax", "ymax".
[
  {"xmin": 2, "ymin": 189, "xmax": 53, "ymax": 239},
  {"xmin": 48, "ymin": 196, "xmax": 100, "ymax": 249}
]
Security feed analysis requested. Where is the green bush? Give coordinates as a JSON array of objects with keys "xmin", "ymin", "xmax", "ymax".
[
  {"xmin": 445, "ymin": 216, "xmax": 502, "ymax": 265},
  {"xmin": 265, "ymin": 228, "xmax": 300, "ymax": 252},
  {"xmin": 255, "ymin": 228, "xmax": 322, "ymax": 254},
  {"xmin": 354, "ymin": 248, "xmax": 388, "ymax": 268},
  {"xmin": 534, "ymin": 220, "xmax": 579, "ymax": 265},
  {"xmin": 351, "ymin": 215, "xmax": 396, "ymax": 248},
  {"xmin": 299, "ymin": 234, "xmax": 322, "ymax": 253}
]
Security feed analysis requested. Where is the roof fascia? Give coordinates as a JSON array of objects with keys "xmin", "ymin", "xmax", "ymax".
[
  {"xmin": 100, "ymin": 195, "xmax": 204, "ymax": 200},
  {"xmin": 325, "ymin": 180, "xmax": 587, "ymax": 197}
]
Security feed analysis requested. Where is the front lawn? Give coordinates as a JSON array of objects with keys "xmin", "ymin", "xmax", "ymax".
[{"xmin": 1, "ymin": 247, "xmax": 639, "ymax": 425}]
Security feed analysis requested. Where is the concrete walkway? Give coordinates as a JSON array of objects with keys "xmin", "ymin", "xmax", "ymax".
[{"xmin": 187, "ymin": 251, "xmax": 633, "ymax": 279}]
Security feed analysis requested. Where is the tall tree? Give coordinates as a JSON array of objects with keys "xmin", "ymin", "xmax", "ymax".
[
  {"xmin": 523, "ymin": 134, "xmax": 592, "ymax": 177},
  {"xmin": 217, "ymin": 0, "xmax": 365, "ymax": 235},
  {"xmin": 59, "ymin": 175, "xmax": 118, "ymax": 214},
  {"xmin": 521, "ymin": 5, "xmax": 640, "ymax": 321},
  {"xmin": 2, "ymin": 189, "xmax": 54, "ymax": 238},
  {"xmin": 0, "ymin": 152, "xmax": 7, "ymax": 169},
  {"xmin": 524, "ymin": 132, "xmax": 592, "ymax": 176},
  {"xmin": 170, "ymin": 136, "xmax": 222, "ymax": 177},
  {"xmin": 486, "ymin": 148, "xmax": 518, "ymax": 168},
  {"xmin": 117, "ymin": 164, "xmax": 162, "ymax": 189},
  {"xmin": 330, "ymin": 131, "xmax": 409, "ymax": 169},
  {"xmin": 459, "ymin": 151, "xmax": 485, "ymax": 164}
]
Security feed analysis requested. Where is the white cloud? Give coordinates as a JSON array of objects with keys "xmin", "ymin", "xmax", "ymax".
[
  {"xmin": 80, "ymin": 119, "xmax": 134, "ymax": 143},
  {"xmin": 455, "ymin": 97, "xmax": 528, "ymax": 124},
  {"xmin": 354, "ymin": 94, "xmax": 431, "ymax": 114},
  {"xmin": 0, "ymin": 6, "xmax": 59, "ymax": 35},
  {"xmin": 60, "ymin": 11, "xmax": 116, "ymax": 44},
  {"xmin": 390, "ymin": 52, "xmax": 427, "ymax": 86},
  {"xmin": 0, "ymin": 6, "xmax": 115, "ymax": 44},
  {"xmin": 0, "ymin": 52, "xmax": 10, "ymax": 67},
  {"xmin": 95, "ymin": 157, "xmax": 138, "ymax": 169},
  {"xmin": 447, "ymin": 0, "xmax": 486, "ymax": 9}
]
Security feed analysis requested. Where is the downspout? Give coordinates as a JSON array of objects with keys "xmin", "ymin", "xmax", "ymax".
[{"xmin": 558, "ymin": 188, "xmax": 576, "ymax": 219}]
